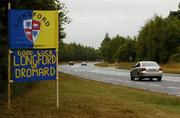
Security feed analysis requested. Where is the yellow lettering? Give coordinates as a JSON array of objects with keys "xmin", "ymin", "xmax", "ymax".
[
  {"xmin": 37, "ymin": 54, "xmax": 42, "ymax": 65},
  {"xmin": 20, "ymin": 56, "xmax": 26, "ymax": 66},
  {"xmin": 15, "ymin": 69, "xmax": 21, "ymax": 78},
  {"xmin": 39, "ymin": 68, "xmax": 44, "ymax": 76},
  {"xmin": 18, "ymin": 51, "xmax": 21, "ymax": 56},
  {"xmin": 13, "ymin": 56, "xmax": 20, "ymax": 66},
  {"xmin": 44, "ymin": 67, "xmax": 49, "ymax": 76},
  {"xmin": 42, "ymin": 55, "xmax": 46, "ymax": 65},
  {"xmin": 50, "ymin": 67, "xmax": 55, "ymax": 76},
  {"xmin": 26, "ymin": 68, "xmax": 31, "ymax": 78},
  {"xmin": 21, "ymin": 68, "xmax": 26, "ymax": 78},
  {"xmin": 32, "ymin": 68, "xmax": 38, "ymax": 76},
  {"xmin": 52, "ymin": 55, "xmax": 56, "ymax": 64}
]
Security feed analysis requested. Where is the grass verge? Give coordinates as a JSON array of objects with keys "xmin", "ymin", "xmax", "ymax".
[
  {"xmin": 0, "ymin": 73, "xmax": 180, "ymax": 117},
  {"xmin": 96, "ymin": 62, "xmax": 180, "ymax": 74},
  {"xmin": 95, "ymin": 62, "xmax": 117, "ymax": 67},
  {"xmin": 160, "ymin": 63, "xmax": 180, "ymax": 74}
]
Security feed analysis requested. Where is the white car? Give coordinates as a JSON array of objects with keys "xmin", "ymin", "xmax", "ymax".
[
  {"xmin": 81, "ymin": 61, "xmax": 87, "ymax": 66},
  {"xmin": 69, "ymin": 61, "xmax": 74, "ymax": 65},
  {"xmin": 130, "ymin": 61, "xmax": 163, "ymax": 81}
]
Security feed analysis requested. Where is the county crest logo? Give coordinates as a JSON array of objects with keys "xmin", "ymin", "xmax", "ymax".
[{"xmin": 23, "ymin": 19, "xmax": 41, "ymax": 42}]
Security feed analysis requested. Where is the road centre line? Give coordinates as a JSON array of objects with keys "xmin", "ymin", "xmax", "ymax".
[
  {"xmin": 149, "ymin": 84, "xmax": 161, "ymax": 87},
  {"xmin": 167, "ymin": 86, "xmax": 180, "ymax": 90},
  {"xmin": 165, "ymin": 79, "xmax": 180, "ymax": 83}
]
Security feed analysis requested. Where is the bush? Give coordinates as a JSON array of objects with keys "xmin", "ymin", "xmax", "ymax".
[{"xmin": 169, "ymin": 53, "xmax": 180, "ymax": 63}]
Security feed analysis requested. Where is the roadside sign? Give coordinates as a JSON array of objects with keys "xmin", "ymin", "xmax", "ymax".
[
  {"xmin": 8, "ymin": 7, "xmax": 59, "ymax": 108},
  {"xmin": 12, "ymin": 49, "xmax": 56, "ymax": 82},
  {"xmin": 8, "ymin": 9, "xmax": 59, "ymax": 82}
]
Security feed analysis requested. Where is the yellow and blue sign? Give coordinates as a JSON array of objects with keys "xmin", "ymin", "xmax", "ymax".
[
  {"xmin": 12, "ymin": 49, "xmax": 56, "ymax": 82},
  {"xmin": 9, "ymin": 10, "xmax": 59, "ymax": 82},
  {"xmin": 9, "ymin": 10, "xmax": 58, "ymax": 49}
]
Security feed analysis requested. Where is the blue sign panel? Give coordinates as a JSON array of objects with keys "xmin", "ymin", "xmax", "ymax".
[
  {"xmin": 9, "ymin": 10, "xmax": 34, "ymax": 49},
  {"xmin": 12, "ymin": 49, "xmax": 56, "ymax": 82}
]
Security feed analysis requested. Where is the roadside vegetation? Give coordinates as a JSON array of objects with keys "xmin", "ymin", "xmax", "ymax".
[
  {"xmin": 95, "ymin": 62, "xmax": 135, "ymax": 70},
  {"xmin": 95, "ymin": 62, "xmax": 180, "ymax": 74},
  {"xmin": 59, "ymin": 42, "xmax": 100, "ymax": 62},
  {"xmin": 160, "ymin": 63, "xmax": 180, "ymax": 74},
  {"xmin": 100, "ymin": 5, "xmax": 180, "ymax": 65},
  {"xmin": 1, "ymin": 73, "xmax": 180, "ymax": 118},
  {"xmin": 97, "ymin": 5, "xmax": 180, "ymax": 74}
]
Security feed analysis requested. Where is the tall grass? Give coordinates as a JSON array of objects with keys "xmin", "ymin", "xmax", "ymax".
[
  {"xmin": 96, "ymin": 62, "xmax": 180, "ymax": 74},
  {"xmin": 1, "ymin": 73, "xmax": 180, "ymax": 117}
]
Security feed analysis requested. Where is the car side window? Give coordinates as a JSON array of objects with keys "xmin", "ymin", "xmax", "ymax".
[{"xmin": 135, "ymin": 63, "xmax": 140, "ymax": 67}]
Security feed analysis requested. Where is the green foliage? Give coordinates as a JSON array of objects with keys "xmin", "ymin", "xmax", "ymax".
[
  {"xmin": 169, "ymin": 47, "xmax": 180, "ymax": 62},
  {"xmin": 100, "ymin": 5, "xmax": 180, "ymax": 64},
  {"xmin": 137, "ymin": 16, "xmax": 180, "ymax": 63},
  {"xmin": 100, "ymin": 33, "xmax": 136, "ymax": 62},
  {"xmin": 1, "ymin": 73, "xmax": 180, "ymax": 117},
  {"xmin": 59, "ymin": 42, "xmax": 100, "ymax": 62},
  {"xmin": 100, "ymin": 33, "xmax": 111, "ymax": 62},
  {"xmin": 115, "ymin": 37, "xmax": 136, "ymax": 62}
]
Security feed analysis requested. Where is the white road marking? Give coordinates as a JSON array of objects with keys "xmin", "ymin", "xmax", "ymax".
[
  {"xmin": 136, "ymin": 82, "xmax": 145, "ymax": 84},
  {"xmin": 167, "ymin": 87, "xmax": 180, "ymax": 90},
  {"xmin": 165, "ymin": 79, "xmax": 180, "ymax": 83},
  {"xmin": 149, "ymin": 84, "xmax": 161, "ymax": 87},
  {"xmin": 116, "ymin": 80, "xmax": 123, "ymax": 82}
]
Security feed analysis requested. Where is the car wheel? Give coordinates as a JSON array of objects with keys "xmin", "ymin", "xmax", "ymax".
[
  {"xmin": 139, "ymin": 77, "xmax": 143, "ymax": 81},
  {"xmin": 130, "ymin": 73, "xmax": 134, "ymax": 81},
  {"xmin": 157, "ymin": 76, "xmax": 162, "ymax": 81},
  {"xmin": 131, "ymin": 75, "xmax": 135, "ymax": 81}
]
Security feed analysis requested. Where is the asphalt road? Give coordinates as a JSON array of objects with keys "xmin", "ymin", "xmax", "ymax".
[{"xmin": 59, "ymin": 62, "xmax": 180, "ymax": 96}]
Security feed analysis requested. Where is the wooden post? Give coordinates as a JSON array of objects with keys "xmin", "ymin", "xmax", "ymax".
[
  {"xmin": 8, "ymin": 50, "xmax": 11, "ymax": 109},
  {"xmin": 56, "ymin": 49, "xmax": 59, "ymax": 108},
  {"xmin": 56, "ymin": 11, "xmax": 59, "ymax": 108},
  {"xmin": 8, "ymin": 2, "xmax": 12, "ymax": 109},
  {"xmin": 56, "ymin": 10, "xmax": 60, "ymax": 108}
]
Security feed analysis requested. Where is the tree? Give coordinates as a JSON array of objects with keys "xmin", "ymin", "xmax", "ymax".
[
  {"xmin": 169, "ymin": 2, "xmax": 180, "ymax": 19},
  {"xmin": 115, "ymin": 39, "xmax": 136, "ymax": 62},
  {"xmin": 59, "ymin": 42, "xmax": 99, "ymax": 62},
  {"xmin": 137, "ymin": 15, "xmax": 180, "ymax": 63},
  {"xmin": 100, "ymin": 33, "xmax": 112, "ymax": 62},
  {"xmin": 100, "ymin": 33, "xmax": 136, "ymax": 62}
]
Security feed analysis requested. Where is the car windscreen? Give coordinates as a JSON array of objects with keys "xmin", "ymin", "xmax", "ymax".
[{"xmin": 142, "ymin": 62, "xmax": 158, "ymax": 67}]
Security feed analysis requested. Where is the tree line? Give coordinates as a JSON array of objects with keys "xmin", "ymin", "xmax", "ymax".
[
  {"xmin": 59, "ymin": 42, "xmax": 100, "ymax": 62},
  {"xmin": 100, "ymin": 5, "xmax": 180, "ymax": 64}
]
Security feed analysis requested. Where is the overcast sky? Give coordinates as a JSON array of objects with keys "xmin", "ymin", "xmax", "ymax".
[{"xmin": 61, "ymin": 0, "xmax": 179, "ymax": 49}]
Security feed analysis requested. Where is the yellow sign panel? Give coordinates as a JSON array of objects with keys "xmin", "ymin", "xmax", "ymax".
[{"xmin": 33, "ymin": 10, "xmax": 58, "ymax": 49}]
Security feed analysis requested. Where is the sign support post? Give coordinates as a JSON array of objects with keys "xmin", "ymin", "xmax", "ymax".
[
  {"xmin": 9, "ymin": 8, "xmax": 59, "ymax": 108},
  {"xmin": 56, "ymin": 11, "xmax": 59, "ymax": 108},
  {"xmin": 56, "ymin": 49, "xmax": 59, "ymax": 108},
  {"xmin": 8, "ymin": 2, "xmax": 12, "ymax": 109},
  {"xmin": 8, "ymin": 50, "xmax": 12, "ymax": 109}
]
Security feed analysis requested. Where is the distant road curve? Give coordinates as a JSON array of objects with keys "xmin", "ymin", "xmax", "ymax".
[{"xmin": 59, "ymin": 62, "xmax": 180, "ymax": 96}]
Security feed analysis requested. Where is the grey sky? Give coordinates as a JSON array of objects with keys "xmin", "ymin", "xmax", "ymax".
[{"xmin": 61, "ymin": 0, "xmax": 179, "ymax": 49}]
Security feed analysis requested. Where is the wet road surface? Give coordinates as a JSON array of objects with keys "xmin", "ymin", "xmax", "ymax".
[{"xmin": 59, "ymin": 62, "xmax": 180, "ymax": 96}]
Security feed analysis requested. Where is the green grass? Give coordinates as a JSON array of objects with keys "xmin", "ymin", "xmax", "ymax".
[
  {"xmin": 96, "ymin": 62, "xmax": 180, "ymax": 74},
  {"xmin": 95, "ymin": 62, "xmax": 116, "ymax": 67},
  {"xmin": 160, "ymin": 63, "xmax": 180, "ymax": 74},
  {"xmin": 1, "ymin": 73, "xmax": 180, "ymax": 117}
]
